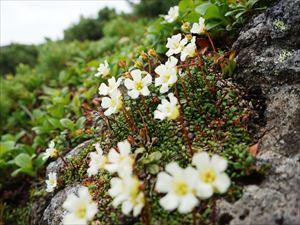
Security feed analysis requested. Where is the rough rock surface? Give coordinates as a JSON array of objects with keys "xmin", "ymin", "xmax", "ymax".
[
  {"xmin": 46, "ymin": 139, "xmax": 91, "ymax": 176},
  {"xmin": 40, "ymin": 183, "xmax": 82, "ymax": 225},
  {"xmin": 218, "ymin": 0, "xmax": 300, "ymax": 224}
]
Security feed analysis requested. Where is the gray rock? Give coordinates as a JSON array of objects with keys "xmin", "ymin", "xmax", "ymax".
[
  {"xmin": 217, "ymin": 0, "xmax": 300, "ymax": 224},
  {"xmin": 46, "ymin": 139, "xmax": 92, "ymax": 176},
  {"xmin": 40, "ymin": 183, "xmax": 83, "ymax": 225},
  {"xmin": 233, "ymin": 0, "xmax": 300, "ymax": 93}
]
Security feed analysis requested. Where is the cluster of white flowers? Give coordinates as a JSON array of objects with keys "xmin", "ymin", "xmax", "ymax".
[
  {"xmin": 156, "ymin": 152, "xmax": 230, "ymax": 213},
  {"xmin": 86, "ymin": 140, "xmax": 145, "ymax": 216},
  {"xmin": 62, "ymin": 186, "xmax": 98, "ymax": 225},
  {"xmin": 98, "ymin": 75, "xmax": 123, "ymax": 116},
  {"xmin": 165, "ymin": 33, "xmax": 197, "ymax": 62}
]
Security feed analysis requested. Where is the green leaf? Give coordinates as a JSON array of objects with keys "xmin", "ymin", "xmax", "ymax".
[
  {"xmin": 75, "ymin": 117, "xmax": 86, "ymax": 129},
  {"xmin": 34, "ymin": 154, "xmax": 46, "ymax": 169},
  {"xmin": 0, "ymin": 141, "xmax": 15, "ymax": 156},
  {"xmin": 48, "ymin": 117, "xmax": 63, "ymax": 129},
  {"xmin": 149, "ymin": 151, "xmax": 162, "ymax": 161},
  {"xmin": 60, "ymin": 118, "xmax": 75, "ymax": 129},
  {"xmin": 148, "ymin": 164, "xmax": 160, "ymax": 175},
  {"xmin": 14, "ymin": 153, "xmax": 32, "ymax": 169}
]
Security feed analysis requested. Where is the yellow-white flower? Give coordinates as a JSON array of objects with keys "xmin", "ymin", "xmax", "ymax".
[
  {"xmin": 163, "ymin": 6, "xmax": 179, "ymax": 23},
  {"xmin": 105, "ymin": 140, "xmax": 134, "ymax": 177},
  {"xmin": 166, "ymin": 33, "xmax": 188, "ymax": 57},
  {"xmin": 95, "ymin": 60, "xmax": 110, "ymax": 77},
  {"xmin": 124, "ymin": 69, "xmax": 152, "ymax": 99},
  {"xmin": 154, "ymin": 93, "xmax": 180, "ymax": 121},
  {"xmin": 180, "ymin": 37, "xmax": 197, "ymax": 61},
  {"xmin": 155, "ymin": 162, "xmax": 199, "ymax": 213},
  {"xmin": 154, "ymin": 56, "xmax": 178, "ymax": 93},
  {"xmin": 192, "ymin": 152, "xmax": 231, "ymax": 198},
  {"xmin": 98, "ymin": 77, "xmax": 122, "ymax": 96},
  {"xmin": 191, "ymin": 17, "xmax": 206, "ymax": 35},
  {"xmin": 62, "ymin": 186, "xmax": 98, "ymax": 225},
  {"xmin": 46, "ymin": 172, "xmax": 57, "ymax": 192},
  {"xmin": 42, "ymin": 140, "xmax": 58, "ymax": 160},
  {"xmin": 108, "ymin": 176, "xmax": 145, "ymax": 217},
  {"xmin": 101, "ymin": 89, "xmax": 123, "ymax": 116},
  {"xmin": 87, "ymin": 143, "xmax": 107, "ymax": 177}
]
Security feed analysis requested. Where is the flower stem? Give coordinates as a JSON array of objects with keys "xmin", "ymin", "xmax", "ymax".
[
  {"xmin": 121, "ymin": 103, "xmax": 139, "ymax": 133},
  {"xmin": 175, "ymin": 86, "xmax": 194, "ymax": 156},
  {"xmin": 206, "ymin": 31, "xmax": 216, "ymax": 53},
  {"xmin": 179, "ymin": 76, "xmax": 191, "ymax": 106}
]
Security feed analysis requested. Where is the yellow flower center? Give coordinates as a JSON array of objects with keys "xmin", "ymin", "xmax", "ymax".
[
  {"xmin": 162, "ymin": 74, "xmax": 171, "ymax": 83},
  {"xmin": 75, "ymin": 204, "xmax": 87, "ymax": 218},
  {"xmin": 129, "ymin": 178, "xmax": 140, "ymax": 205},
  {"xmin": 50, "ymin": 149, "xmax": 58, "ymax": 158},
  {"xmin": 174, "ymin": 180, "xmax": 188, "ymax": 196},
  {"xmin": 167, "ymin": 106, "xmax": 179, "ymax": 120},
  {"xmin": 49, "ymin": 178, "xmax": 55, "ymax": 186},
  {"xmin": 200, "ymin": 169, "xmax": 216, "ymax": 183},
  {"xmin": 135, "ymin": 81, "xmax": 144, "ymax": 91}
]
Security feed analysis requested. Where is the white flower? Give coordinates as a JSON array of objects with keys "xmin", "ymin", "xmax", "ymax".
[
  {"xmin": 46, "ymin": 172, "xmax": 57, "ymax": 192},
  {"xmin": 154, "ymin": 93, "xmax": 180, "ymax": 121},
  {"xmin": 163, "ymin": 6, "xmax": 179, "ymax": 23},
  {"xmin": 192, "ymin": 152, "xmax": 231, "ymax": 198},
  {"xmin": 42, "ymin": 140, "xmax": 58, "ymax": 160},
  {"xmin": 166, "ymin": 33, "xmax": 188, "ymax": 57},
  {"xmin": 108, "ymin": 176, "xmax": 144, "ymax": 217},
  {"xmin": 87, "ymin": 143, "xmax": 107, "ymax": 177},
  {"xmin": 155, "ymin": 162, "xmax": 199, "ymax": 214},
  {"xmin": 154, "ymin": 56, "xmax": 178, "ymax": 93},
  {"xmin": 95, "ymin": 60, "xmax": 110, "ymax": 77},
  {"xmin": 101, "ymin": 89, "xmax": 123, "ymax": 116},
  {"xmin": 62, "ymin": 186, "xmax": 98, "ymax": 225},
  {"xmin": 191, "ymin": 17, "xmax": 206, "ymax": 35},
  {"xmin": 105, "ymin": 140, "xmax": 134, "ymax": 177},
  {"xmin": 180, "ymin": 37, "xmax": 197, "ymax": 61},
  {"xmin": 98, "ymin": 77, "xmax": 122, "ymax": 96},
  {"xmin": 124, "ymin": 69, "xmax": 152, "ymax": 99}
]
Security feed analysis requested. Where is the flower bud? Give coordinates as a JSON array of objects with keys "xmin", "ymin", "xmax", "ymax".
[
  {"xmin": 141, "ymin": 51, "xmax": 149, "ymax": 61},
  {"xmin": 118, "ymin": 59, "xmax": 127, "ymax": 68},
  {"xmin": 123, "ymin": 71, "xmax": 132, "ymax": 79},
  {"xmin": 185, "ymin": 34, "xmax": 193, "ymax": 41},
  {"xmin": 148, "ymin": 49, "xmax": 158, "ymax": 58},
  {"xmin": 181, "ymin": 22, "xmax": 191, "ymax": 33},
  {"xmin": 134, "ymin": 60, "xmax": 144, "ymax": 69}
]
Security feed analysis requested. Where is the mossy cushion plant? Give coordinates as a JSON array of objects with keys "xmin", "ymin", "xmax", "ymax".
[{"xmin": 51, "ymin": 5, "xmax": 267, "ymax": 225}]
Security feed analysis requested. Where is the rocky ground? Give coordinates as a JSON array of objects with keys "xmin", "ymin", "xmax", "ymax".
[{"xmin": 217, "ymin": 0, "xmax": 300, "ymax": 224}]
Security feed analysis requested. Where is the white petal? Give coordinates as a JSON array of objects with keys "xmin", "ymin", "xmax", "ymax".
[
  {"xmin": 213, "ymin": 173, "xmax": 231, "ymax": 194},
  {"xmin": 128, "ymin": 89, "xmax": 140, "ymax": 99},
  {"xmin": 192, "ymin": 152, "xmax": 210, "ymax": 169},
  {"xmin": 133, "ymin": 203, "xmax": 144, "ymax": 217},
  {"xmin": 86, "ymin": 202, "xmax": 98, "ymax": 220},
  {"xmin": 155, "ymin": 172, "xmax": 173, "ymax": 192},
  {"xmin": 99, "ymin": 83, "xmax": 109, "ymax": 95},
  {"xmin": 124, "ymin": 79, "xmax": 135, "ymax": 90},
  {"xmin": 211, "ymin": 154, "xmax": 228, "ymax": 173},
  {"xmin": 104, "ymin": 107, "xmax": 114, "ymax": 116},
  {"xmin": 178, "ymin": 194, "xmax": 198, "ymax": 214},
  {"xmin": 101, "ymin": 97, "xmax": 111, "ymax": 108},
  {"xmin": 166, "ymin": 162, "xmax": 182, "ymax": 176},
  {"xmin": 118, "ymin": 140, "xmax": 131, "ymax": 156},
  {"xmin": 154, "ymin": 65, "xmax": 167, "ymax": 76},
  {"xmin": 63, "ymin": 213, "xmax": 86, "ymax": 225},
  {"xmin": 195, "ymin": 181, "xmax": 213, "ymax": 199},
  {"xmin": 142, "ymin": 74, "xmax": 152, "ymax": 85},
  {"xmin": 154, "ymin": 110, "xmax": 165, "ymax": 120},
  {"xmin": 78, "ymin": 187, "xmax": 91, "ymax": 202},
  {"xmin": 159, "ymin": 193, "xmax": 179, "ymax": 211},
  {"xmin": 160, "ymin": 84, "xmax": 169, "ymax": 94},
  {"xmin": 122, "ymin": 200, "xmax": 133, "ymax": 215},
  {"xmin": 107, "ymin": 148, "xmax": 120, "ymax": 163},
  {"xmin": 141, "ymin": 87, "xmax": 150, "ymax": 96},
  {"xmin": 62, "ymin": 194, "xmax": 79, "ymax": 212},
  {"xmin": 131, "ymin": 69, "xmax": 142, "ymax": 81}
]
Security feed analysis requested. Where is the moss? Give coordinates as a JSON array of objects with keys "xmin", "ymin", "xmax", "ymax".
[{"xmin": 2, "ymin": 202, "xmax": 31, "ymax": 225}]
